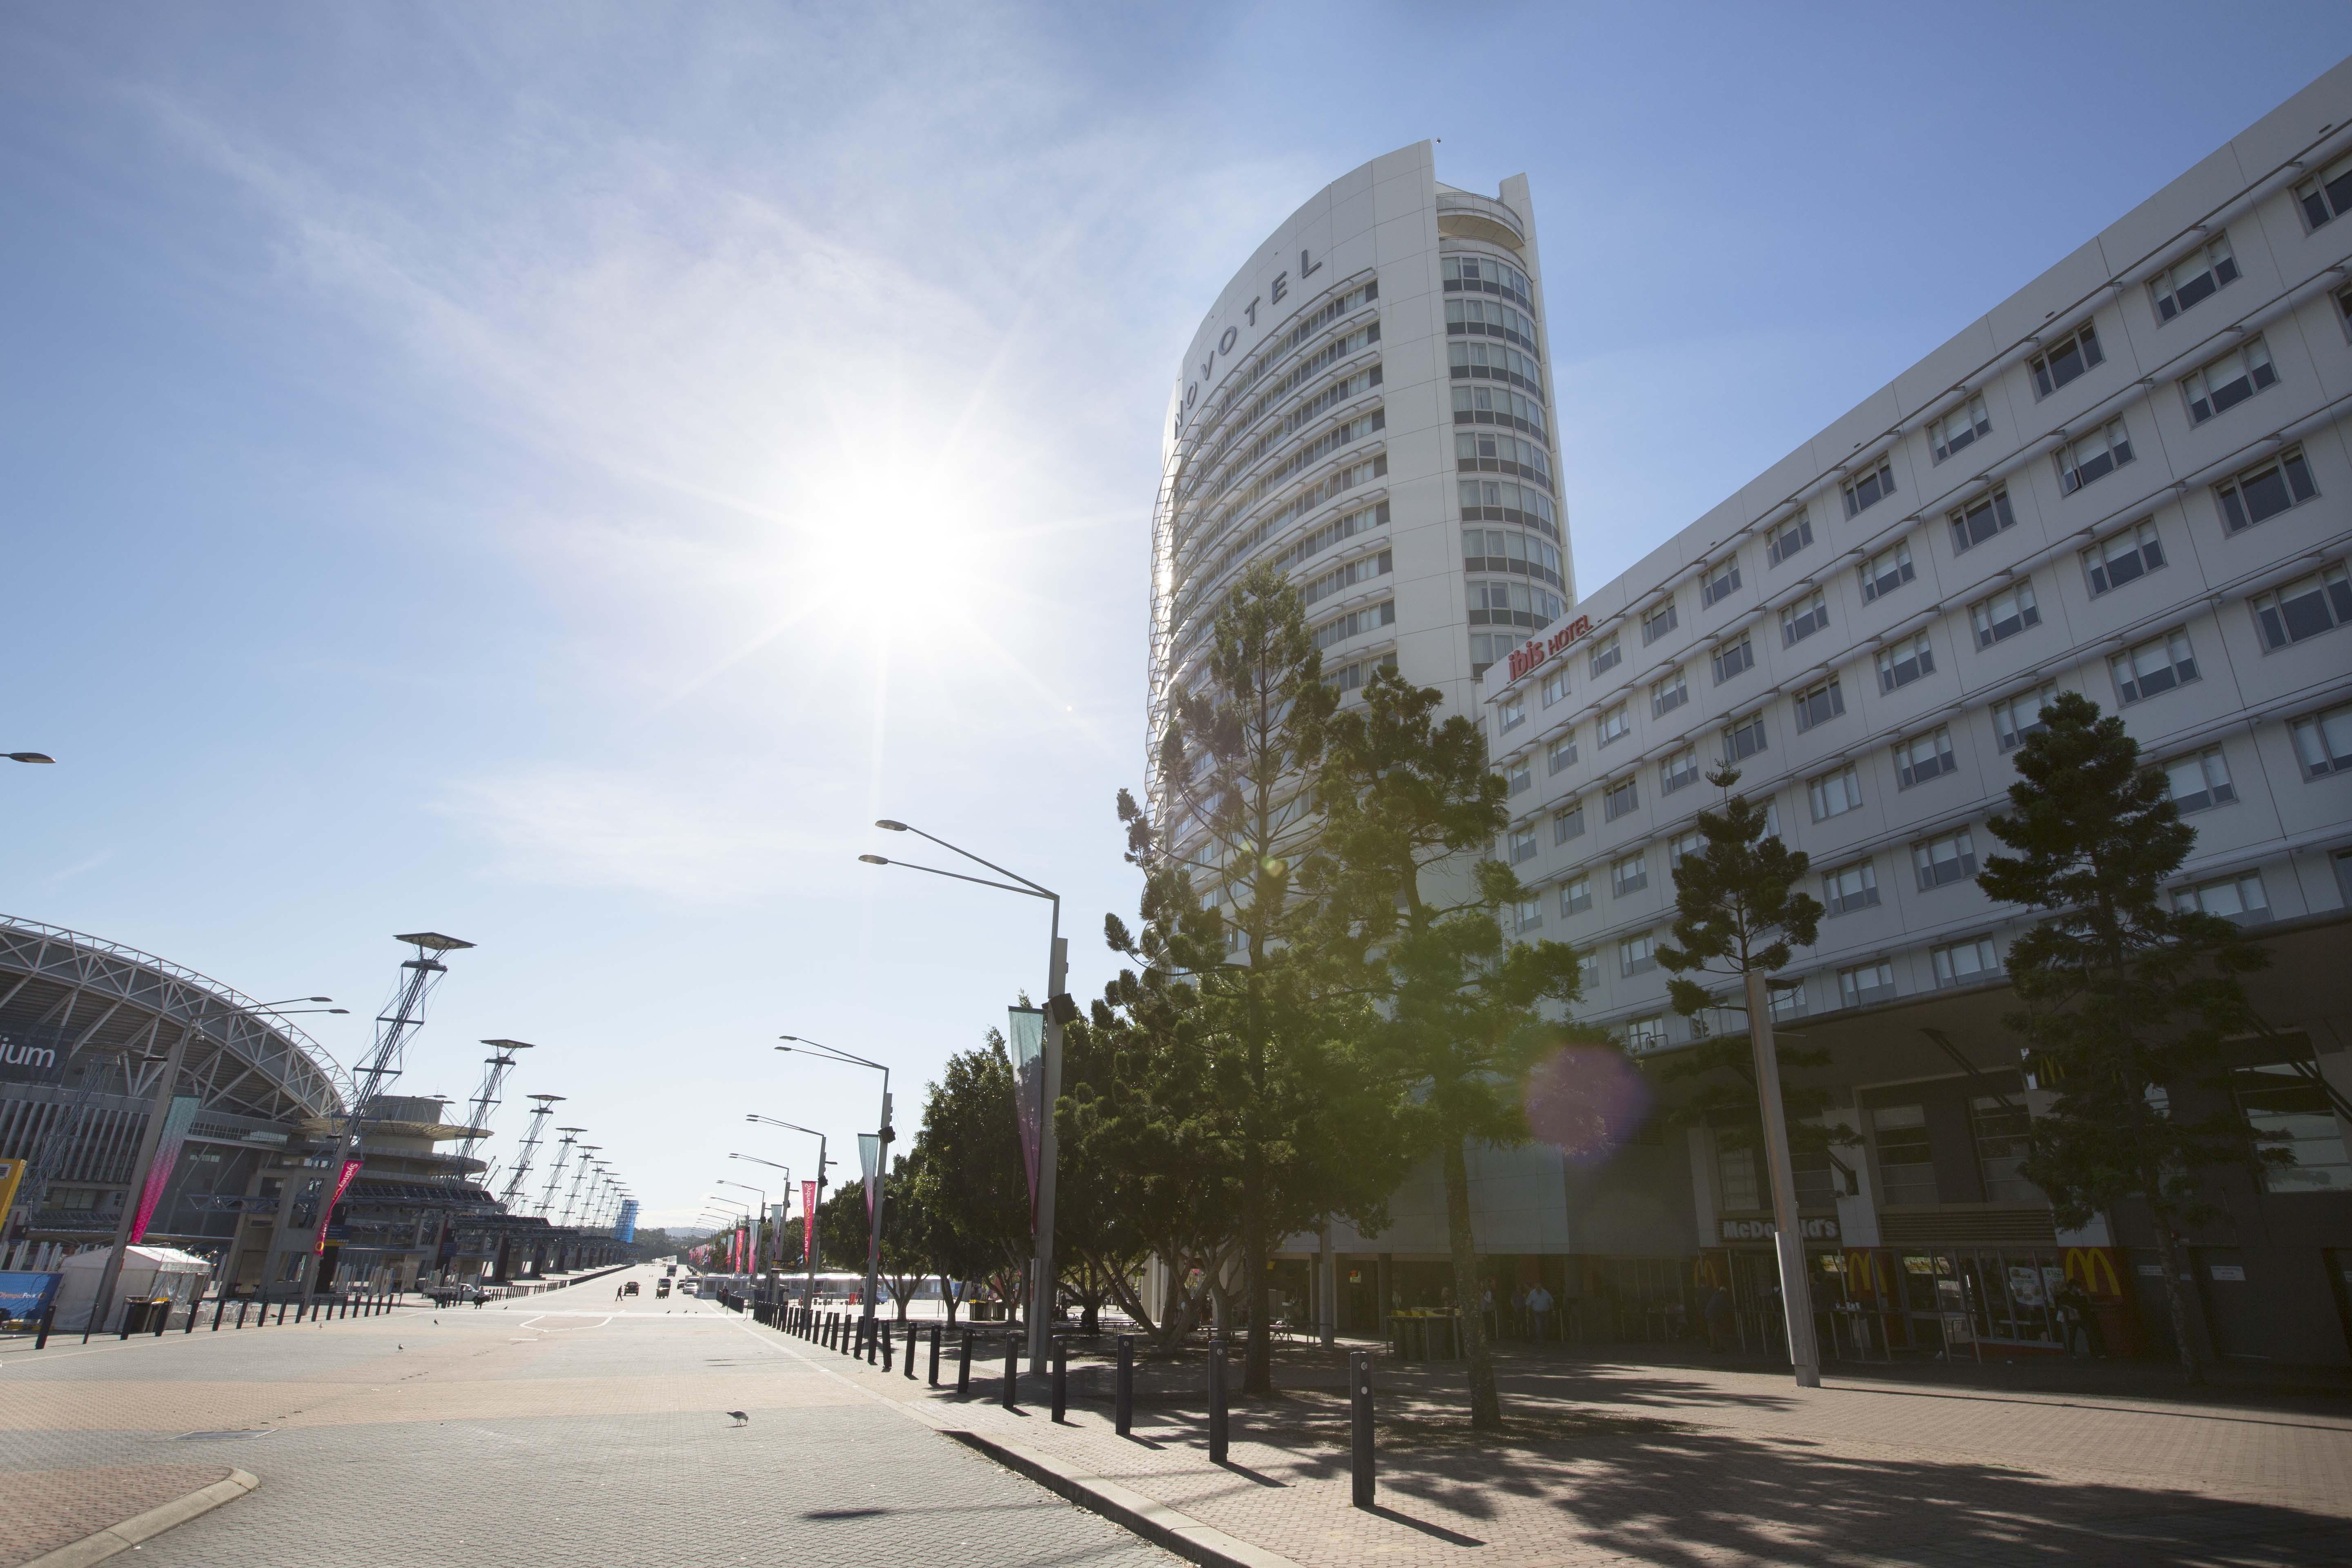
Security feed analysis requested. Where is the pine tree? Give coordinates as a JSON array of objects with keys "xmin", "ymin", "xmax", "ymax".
[
  {"xmin": 1306, "ymin": 667, "xmax": 1587, "ymax": 1430},
  {"xmin": 1978, "ymin": 692, "xmax": 2271, "ymax": 1374},
  {"xmin": 908, "ymin": 1038, "xmax": 1033, "ymax": 1318},
  {"xmin": 1655, "ymin": 764, "xmax": 1834, "ymax": 1386}
]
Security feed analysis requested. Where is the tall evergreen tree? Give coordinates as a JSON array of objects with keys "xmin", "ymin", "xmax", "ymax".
[
  {"xmin": 1655, "ymin": 764, "xmax": 1833, "ymax": 1386},
  {"xmin": 1978, "ymin": 692, "xmax": 2270, "ymax": 1374},
  {"xmin": 908, "ymin": 1037, "xmax": 1033, "ymax": 1316},
  {"xmin": 1306, "ymin": 668, "xmax": 1586, "ymax": 1430}
]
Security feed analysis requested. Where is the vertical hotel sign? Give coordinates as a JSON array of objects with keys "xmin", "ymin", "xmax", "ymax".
[{"xmin": 127, "ymin": 1095, "xmax": 200, "ymax": 1245}]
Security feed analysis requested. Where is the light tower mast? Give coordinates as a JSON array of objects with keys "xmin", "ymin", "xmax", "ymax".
[
  {"xmin": 460, "ymin": 1040, "xmax": 533, "ymax": 1165},
  {"xmin": 560, "ymin": 1146, "xmax": 601, "ymax": 1226},
  {"xmin": 499, "ymin": 1095, "xmax": 564, "ymax": 1209},
  {"xmin": 537, "ymin": 1128, "xmax": 583, "ymax": 1217}
]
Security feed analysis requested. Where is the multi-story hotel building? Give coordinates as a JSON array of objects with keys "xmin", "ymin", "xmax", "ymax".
[{"xmin": 1162, "ymin": 64, "xmax": 2352, "ymax": 1367}]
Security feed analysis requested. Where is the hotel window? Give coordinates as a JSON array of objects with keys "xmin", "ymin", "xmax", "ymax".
[
  {"xmin": 1894, "ymin": 726, "xmax": 1957, "ymax": 788},
  {"xmin": 1613, "ymin": 852, "xmax": 1649, "ymax": 898},
  {"xmin": 1948, "ymin": 488, "xmax": 2017, "ymax": 554},
  {"xmin": 1651, "ymin": 666, "xmax": 1688, "ymax": 718},
  {"xmin": 1513, "ymin": 897, "xmax": 1544, "ymax": 934},
  {"xmin": 1459, "ymin": 478, "xmax": 1562, "ymax": 537},
  {"xmin": 1443, "ymin": 253, "xmax": 1533, "ymax": 303},
  {"xmin": 1450, "ymin": 340, "xmax": 1546, "ymax": 394},
  {"xmin": 1712, "ymin": 634, "xmax": 1755, "ymax": 684},
  {"xmin": 1589, "ymin": 631, "xmax": 1622, "ymax": 677},
  {"xmin": 1991, "ymin": 685, "xmax": 2056, "ymax": 751},
  {"xmin": 1768, "ymin": 976, "xmax": 1809, "ymax": 1022},
  {"xmin": 1766, "ymin": 512, "xmax": 1814, "ymax": 566},
  {"xmin": 2162, "ymin": 746, "xmax": 2236, "ymax": 815},
  {"xmin": 1499, "ymin": 697, "xmax": 1526, "ymax": 735},
  {"xmin": 1970, "ymin": 579, "xmax": 2041, "ymax": 648},
  {"xmin": 1620, "ymin": 930, "xmax": 1658, "ymax": 976},
  {"xmin": 1452, "ymin": 384, "xmax": 1548, "ymax": 438},
  {"xmin": 1603, "ymin": 775, "xmax": 1640, "ymax": 821},
  {"xmin": 1823, "ymin": 859, "xmax": 1880, "ymax": 915},
  {"xmin": 1541, "ymin": 667, "xmax": 1570, "ymax": 707},
  {"xmin": 2110, "ymin": 628, "xmax": 2198, "ymax": 705},
  {"xmin": 1463, "ymin": 526, "xmax": 1566, "ymax": 586},
  {"xmin": 1468, "ymin": 577, "xmax": 1565, "ymax": 629},
  {"xmin": 2056, "ymin": 419, "xmax": 2133, "ymax": 494},
  {"xmin": 1934, "ymin": 937, "xmax": 2002, "ymax": 988},
  {"xmin": 1642, "ymin": 598, "xmax": 1679, "ymax": 645},
  {"xmin": 1455, "ymin": 430, "xmax": 1553, "ymax": 485},
  {"xmin": 2150, "ymin": 232, "xmax": 2239, "ymax": 320},
  {"xmin": 1760, "ymin": 796, "xmax": 1782, "ymax": 841},
  {"xmin": 2290, "ymin": 700, "xmax": 2352, "ymax": 778},
  {"xmin": 1508, "ymin": 826, "xmax": 1538, "ymax": 864},
  {"xmin": 2183, "ymin": 337, "xmax": 2278, "ymax": 425},
  {"xmin": 1446, "ymin": 297, "xmax": 1541, "ymax": 350},
  {"xmin": 2235, "ymin": 1062, "xmax": 2352, "ymax": 1192},
  {"xmin": 1661, "ymin": 747, "xmax": 1700, "ymax": 795},
  {"xmin": 1809, "ymin": 766, "xmax": 1863, "ymax": 822},
  {"xmin": 1468, "ymin": 631, "xmax": 1517, "ymax": 678},
  {"xmin": 1860, "ymin": 539, "xmax": 1915, "ymax": 602},
  {"xmin": 1722, "ymin": 710, "xmax": 1766, "ymax": 763},
  {"xmin": 1876, "ymin": 632, "xmax": 1935, "ymax": 693},
  {"xmin": 2215, "ymin": 447, "xmax": 2317, "ymax": 533},
  {"xmin": 1842, "ymin": 453, "xmax": 1896, "ymax": 518},
  {"xmin": 2084, "ymin": 519, "xmax": 2164, "ymax": 596},
  {"xmin": 1667, "ymin": 829, "xmax": 1705, "ymax": 869},
  {"xmin": 1506, "ymin": 759, "xmax": 1533, "ymax": 795},
  {"xmin": 1553, "ymin": 800, "xmax": 1586, "ymax": 843},
  {"xmin": 2252, "ymin": 562, "xmax": 2352, "ymax": 651},
  {"xmin": 1577, "ymin": 949, "xmax": 1600, "ymax": 988},
  {"xmin": 2029, "ymin": 320, "xmax": 2105, "ymax": 397},
  {"xmin": 1913, "ymin": 827, "xmax": 1978, "ymax": 889},
  {"xmin": 1793, "ymin": 675, "xmax": 1846, "ymax": 732},
  {"xmin": 1548, "ymin": 732, "xmax": 1578, "ymax": 774},
  {"xmin": 1871, "ymin": 1106, "xmax": 1938, "ymax": 1204},
  {"xmin": 1929, "ymin": 396, "xmax": 1992, "ymax": 463},
  {"xmin": 1781, "ymin": 590, "xmax": 1830, "ymax": 647},
  {"xmin": 1700, "ymin": 555, "xmax": 1743, "ymax": 608},
  {"xmin": 1623, "ymin": 1016, "xmax": 1669, "ymax": 1056},
  {"xmin": 1599, "ymin": 702, "xmax": 1631, "ymax": 746},
  {"xmin": 1970, "ymin": 1095, "xmax": 2038, "ymax": 1202},
  {"xmin": 1839, "ymin": 961, "xmax": 1897, "ymax": 1009},
  {"xmin": 2296, "ymin": 152, "xmax": 2352, "ymax": 229},
  {"xmin": 1559, "ymin": 874, "xmax": 1592, "ymax": 915},
  {"xmin": 2174, "ymin": 872, "xmax": 2271, "ymax": 924}
]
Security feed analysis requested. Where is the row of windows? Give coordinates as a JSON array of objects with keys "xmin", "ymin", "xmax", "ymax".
[
  {"xmin": 1467, "ymin": 577, "xmax": 1566, "ymax": 629},
  {"xmin": 1276, "ymin": 499, "xmax": 1388, "ymax": 574},
  {"xmin": 1441, "ymin": 253, "xmax": 1532, "ymax": 307},
  {"xmin": 1196, "ymin": 278, "xmax": 1381, "ymax": 437},
  {"xmin": 1455, "ymin": 430, "xmax": 1552, "ymax": 487},
  {"xmin": 1445, "ymin": 297, "xmax": 1540, "ymax": 352},
  {"xmin": 1312, "ymin": 597, "xmax": 1395, "ymax": 651},
  {"xmin": 1180, "ymin": 322, "xmax": 1382, "ymax": 505},
  {"xmin": 1327, "ymin": 650, "xmax": 1396, "ymax": 697},
  {"xmin": 1301, "ymin": 549, "xmax": 1392, "ymax": 608},
  {"xmin": 1457, "ymin": 479, "xmax": 1561, "ymax": 540},
  {"xmin": 1463, "ymin": 526, "xmax": 1565, "ymax": 587},
  {"xmin": 1176, "ymin": 455, "xmax": 1387, "ymax": 638},
  {"xmin": 1191, "ymin": 407, "xmax": 1387, "ymax": 555},
  {"xmin": 1195, "ymin": 365, "xmax": 1385, "ymax": 513},
  {"xmin": 1451, "ymin": 385, "xmax": 1548, "ymax": 438},
  {"xmin": 1448, "ymin": 341, "xmax": 1544, "ymax": 394}
]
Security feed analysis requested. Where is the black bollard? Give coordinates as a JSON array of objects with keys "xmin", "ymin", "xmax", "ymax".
[
  {"xmin": 1002, "ymin": 1331, "xmax": 1019, "ymax": 1410},
  {"xmin": 904, "ymin": 1320, "xmax": 916, "ymax": 1379},
  {"xmin": 277, "ymin": 1300, "xmax": 288, "ymax": 1325},
  {"xmin": 929, "ymin": 1322, "xmax": 941, "ymax": 1387},
  {"xmin": 155, "ymin": 1303, "xmax": 170, "ymax": 1336},
  {"xmin": 37, "ymin": 1308, "xmax": 52, "ymax": 1350},
  {"xmin": 212, "ymin": 1295, "xmax": 226, "ymax": 1332},
  {"xmin": 880, "ymin": 1320, "xmax": 893, "ymax": 1373},
  {"xmin": 236, "ymin": 1300, "xmax": 249, "ymax": 1330},
  {"xmin": 958, "ymin": 1328, "xmax": 972, "ymax": 1395},
  {"xmin": 1207, "ymin": 1333, "xmax": 1229, "ymax": 1464},
  {"xmin": 186, "ymin": 1298, "xmax": 199, "ymax": 1333},
  {"xmin": 1051, "ymin": 1337, "xmax": 1067, "ymax": 1423},
  {"xmin": 1115, "ymin": 1335, "xmax": 1134, "ymax": 1436},
  {"xmin": 1349, "ymin": 1349, "xmax": 1375, "ymax": 1510}
]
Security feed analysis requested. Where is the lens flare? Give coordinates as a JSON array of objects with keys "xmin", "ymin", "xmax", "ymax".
[{"xmin": 1525, "ymin": 1045, "xmax": 1653, "ymax": 1167}]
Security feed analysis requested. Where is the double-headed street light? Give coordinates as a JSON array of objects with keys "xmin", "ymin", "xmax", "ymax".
[
  {"xmin": 776, "ymin": 1036, "xmax": 890, "ymax": 1327},
  {"xmin": 747, "ymin": 1115, "xmax": 830, "ymax": 1306},
  {"xmin": 716, "ymin": 1178, "xmax": 768, "ymax": 1291},
  {"xmin": 862, "ymin": 818, "xmax": 1070, "ymax": 1376},
  {"xmin": 704, "ymin": 1192, "xmax": 752, "ymax": 1278},
  {"xmin": 730, "ymin": 1154, "xmax": 793, "ymax": 1275}
]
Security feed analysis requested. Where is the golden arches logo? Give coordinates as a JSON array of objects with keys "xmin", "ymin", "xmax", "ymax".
[{"xmin": 2063, "ymin": 1246, "xmax": 2123, "ymax": 1298}]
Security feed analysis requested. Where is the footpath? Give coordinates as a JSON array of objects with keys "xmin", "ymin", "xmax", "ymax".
[{"xmin": 772, "ymin": 1314, "xmax": 2352, "ymax": 1568}]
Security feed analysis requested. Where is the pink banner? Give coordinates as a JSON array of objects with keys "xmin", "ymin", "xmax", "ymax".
[
  {"xmin": 128, "ymin": 1095, "xmax": 200, "ymax": 1245},
  {"xmin": 314, "ymin": 1157, "xmax": 362, "ymax": 1255},
  {"xmin": 802, "ymin": 1180, "xmax": 818, "ymax": 1261}
]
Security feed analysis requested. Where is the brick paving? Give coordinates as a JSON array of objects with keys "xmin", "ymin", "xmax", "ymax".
[
  {"xmin": 800, "ymin": 1318, "xmax": 2352, "ymax": 1567},
  {"xmin": 0, "ymin": 1463, "xmax": 232, "ymax": 1567},
  {"xmin": 0, "ymin": 1267, "xmax": 1173, "ymax": 1568}
]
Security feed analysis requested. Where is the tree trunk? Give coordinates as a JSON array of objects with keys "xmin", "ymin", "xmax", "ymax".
[
  {"xmin": 2149, "ymin": 1210, "xmax": 2205, "ymax": 1381},
  {"xmin": 1243, "ymin": 1131, "xmax": 1272, "ymax": 1394},
  {"xmin": 1441, "ymin": 1135, "xmax": 1501, "ymax": 1430}
]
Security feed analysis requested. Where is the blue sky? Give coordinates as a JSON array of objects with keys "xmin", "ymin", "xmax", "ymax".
[{"xmin": 5, "ymin": 4, "xmax": 2349, "ymax": 1228}]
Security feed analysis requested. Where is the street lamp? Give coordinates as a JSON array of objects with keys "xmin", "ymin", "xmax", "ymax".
[
  {"xmin": 730, "ymin": 1155, "xmax": 791, "ymax": 1281},
  {"xmin": 776, "ymin": 1036, "xmax": 891, "ymax": 1327},
  {"xmin": 747, "ymin": 1115, "xmax": 831, "ymax": 1306},
  {"xmin": 5, "ymin": 753, "xmax": 55, "ymax": 764},
  {"xmin": 717, "ymin": 1179, "xmax": 768, "ymax": 1297},
  {"xmin": 704, "ymin": 1193, "xmax": 751, "ymax": 1280},
  {"xmin": 863, "ymin": 818, "xmax": 1070, "ymax": 1375}
]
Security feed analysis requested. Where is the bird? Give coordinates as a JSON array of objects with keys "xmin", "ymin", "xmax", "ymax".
[{"xmin": 727, "ymin": 1410, "xmax": 749, "ymax": 1426}]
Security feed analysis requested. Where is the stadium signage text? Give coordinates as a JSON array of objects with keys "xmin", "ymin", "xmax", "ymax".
[{"xmin": 1507, "ymin": 614, "xmax": 1596, "ymax": 682}]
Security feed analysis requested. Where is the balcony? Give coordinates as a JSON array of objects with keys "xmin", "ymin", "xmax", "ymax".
[{"xmin": 1437, "ymin": 189, "xmax": 1526, "ymax": 249}]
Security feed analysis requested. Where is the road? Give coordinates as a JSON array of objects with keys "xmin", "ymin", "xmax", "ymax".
[{"xmin": 0, "ymin": 1263, "xmax": 1174, "ymax": 1568}]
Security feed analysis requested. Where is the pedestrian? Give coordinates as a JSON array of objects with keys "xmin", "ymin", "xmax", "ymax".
[
  {"xmin": 1703, "ymin": 1284, "xmax": 1733, "ymax": 1352},
  {"xmin": 1527, "ymin": 1282, "xmax": 1554, "ymax": 1343}
]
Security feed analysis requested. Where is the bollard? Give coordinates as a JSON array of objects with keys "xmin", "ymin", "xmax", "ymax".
[
  {"xmin": 904, "ymin": 1320, "xmax": 916, "ymax": 1380},
  {"xmin": 212, "ymin": 1295, "xmax": 226, "ymax": 1332},
  {"xmin": 1115, "ymin": 1335, "xmax": 1134, "ymax": 1437},
  {"xmin": 1002, "ymin": 1331, "xmax": 1019, "ymax": 1410},
  {"xmin": 186, "ymin": 1298, "xmax": 199, "ymax": 1333},
  {"xmin": 1349, "ymin": 1350, "xmax": 1375, "ymax": 1510},
  {"xmin": 880, "ymin": 1320, "xmax": 893, "ymax": 1373},
  {"xmin": 236, "ymin": 1300, "xmax": 249, "ymax": 1330},
  {"xmin": 929, "ymin": 1322, "xmax": 941, "ymax": 1387},
  {"xmin": 277, "ymin": 1301, "xmax": 288, "ymax": 1326},
  {"xmin": 295, "ymin": 1301, "xmax": 307, "ymax": 1325},
  {"xmin": 958, "ymin": 1328, "xmax": 972, "ymax": 1395},
  {"xmin": 1207, "ymin": 1333, "xmax": 1229, "ymax": 1464},
  {"xmin": 37, "ymin": 1309, "xmax": 53, "ymax": 1350},
  {"xmin": 1051, "ymin": 1337, "xmax": 1067, "ymax": 1423},
  {"xmin": 155, "ymin": 1303, "xmax": 170, "ymax": 1337}
]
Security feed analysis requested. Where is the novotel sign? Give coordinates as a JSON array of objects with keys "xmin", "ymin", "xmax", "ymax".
[{"xmin": 1505, "ymin": 613, "xmax": 1596, "ymax": 684}]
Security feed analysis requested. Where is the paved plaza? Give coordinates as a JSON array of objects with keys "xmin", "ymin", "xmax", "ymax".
[{"xmin": 6, "ymin": 1266, "xmax": 2352, "ymax": 1568}]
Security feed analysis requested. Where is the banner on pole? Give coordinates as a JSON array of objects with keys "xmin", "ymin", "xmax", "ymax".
[
  {"xmin": 1007, "ymin": 1005, "xmax": 1045, "ymax": 1227},
  {"xmin": 858, "ymin": 1133, "xmax": 880, "ymax": 1222},
  {"xmin": 801, "ymin": 1180, "xmax": 818, "ymax": 1260},
  {"xmin": 128, "ymin": 1095, "xmax": 201, "ymax": 1245},
  {"xmin": 315, "ymin": 1157, "xmax": 363, "ymax": 1255}
]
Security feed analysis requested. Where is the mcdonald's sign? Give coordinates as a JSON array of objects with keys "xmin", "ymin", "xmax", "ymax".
[{"xmin": 2063, "ymin": 1246, "xmax": 2125, "ymax": 1300}]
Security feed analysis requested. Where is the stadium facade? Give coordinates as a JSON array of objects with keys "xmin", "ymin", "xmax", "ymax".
[{"xmin": 1167, "ymin": 65, "xmax": 2352, "ymax": 1365}]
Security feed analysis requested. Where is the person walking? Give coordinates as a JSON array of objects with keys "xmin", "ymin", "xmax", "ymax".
[{"xmin": 1526, "ymin": 1282, "xmax": 1555, "ymax": 1343}]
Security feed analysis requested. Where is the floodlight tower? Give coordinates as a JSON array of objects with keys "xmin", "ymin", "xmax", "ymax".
[
  {"xmin": 537, "ymin": 1128, "xmax": 583, "ymax": 1217},
  {"xmin": 460, "ymin": 1040, "xmax": 534, "ymax": 1165},
  {"xmin": 560, "ymin": 1149, "xmax": 601, "ymax": 1227},
  {"xmin": 499, "ymin": 1094, "xmax": 563, "ymax": 1208}
]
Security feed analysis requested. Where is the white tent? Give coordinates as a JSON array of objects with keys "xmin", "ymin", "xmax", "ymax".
[{"xmin": 52, "ymin": 1245, "xmax": 214, "ymax": 1332}]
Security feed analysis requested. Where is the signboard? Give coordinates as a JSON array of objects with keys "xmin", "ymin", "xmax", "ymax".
[
  {"xmin": 1506, "ymin": 614, "xmax": 1598, "ymax": 683},
  {"xmin": 0, "ymin": 1022, "xmax": 71, "ymax": 1085},
  {"xmin": 1718, "ymin": 1216, "xmax": 1840, "ymax": 1243}
]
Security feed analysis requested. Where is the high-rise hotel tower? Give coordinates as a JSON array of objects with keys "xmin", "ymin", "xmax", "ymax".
[{"xmin": 1151, "ymin": 145, "xmax": 1565, "ymax": 798}]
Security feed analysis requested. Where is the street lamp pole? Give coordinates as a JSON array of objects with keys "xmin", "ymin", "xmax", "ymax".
[
  {"xmin": 717, "ymin": 1179, "xmax": 766, "ymax": 1298},
  {"xmin": 777, "ymin": 1038, "xmax": 890, "ymax": 1328},
  {"xmin": 704, "ymin": 1194, "xmax": 751, "ymax": 1281},
  {"xmin": 730, "ymin": 1155, "xmax": 792, "ymax": 1299},
  {"xmin": 863, "ymin": 820, "xmax": 1068, "ymax": 1376},
  {"xmin": 748, "ymin": 1116, "xmax": 829, "ymax": 1307}
]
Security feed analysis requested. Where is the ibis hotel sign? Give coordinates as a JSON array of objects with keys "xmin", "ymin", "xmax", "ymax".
[{"xmin": 1506, "ymin": 614, "xmax": 1596, "ymax": 683}]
